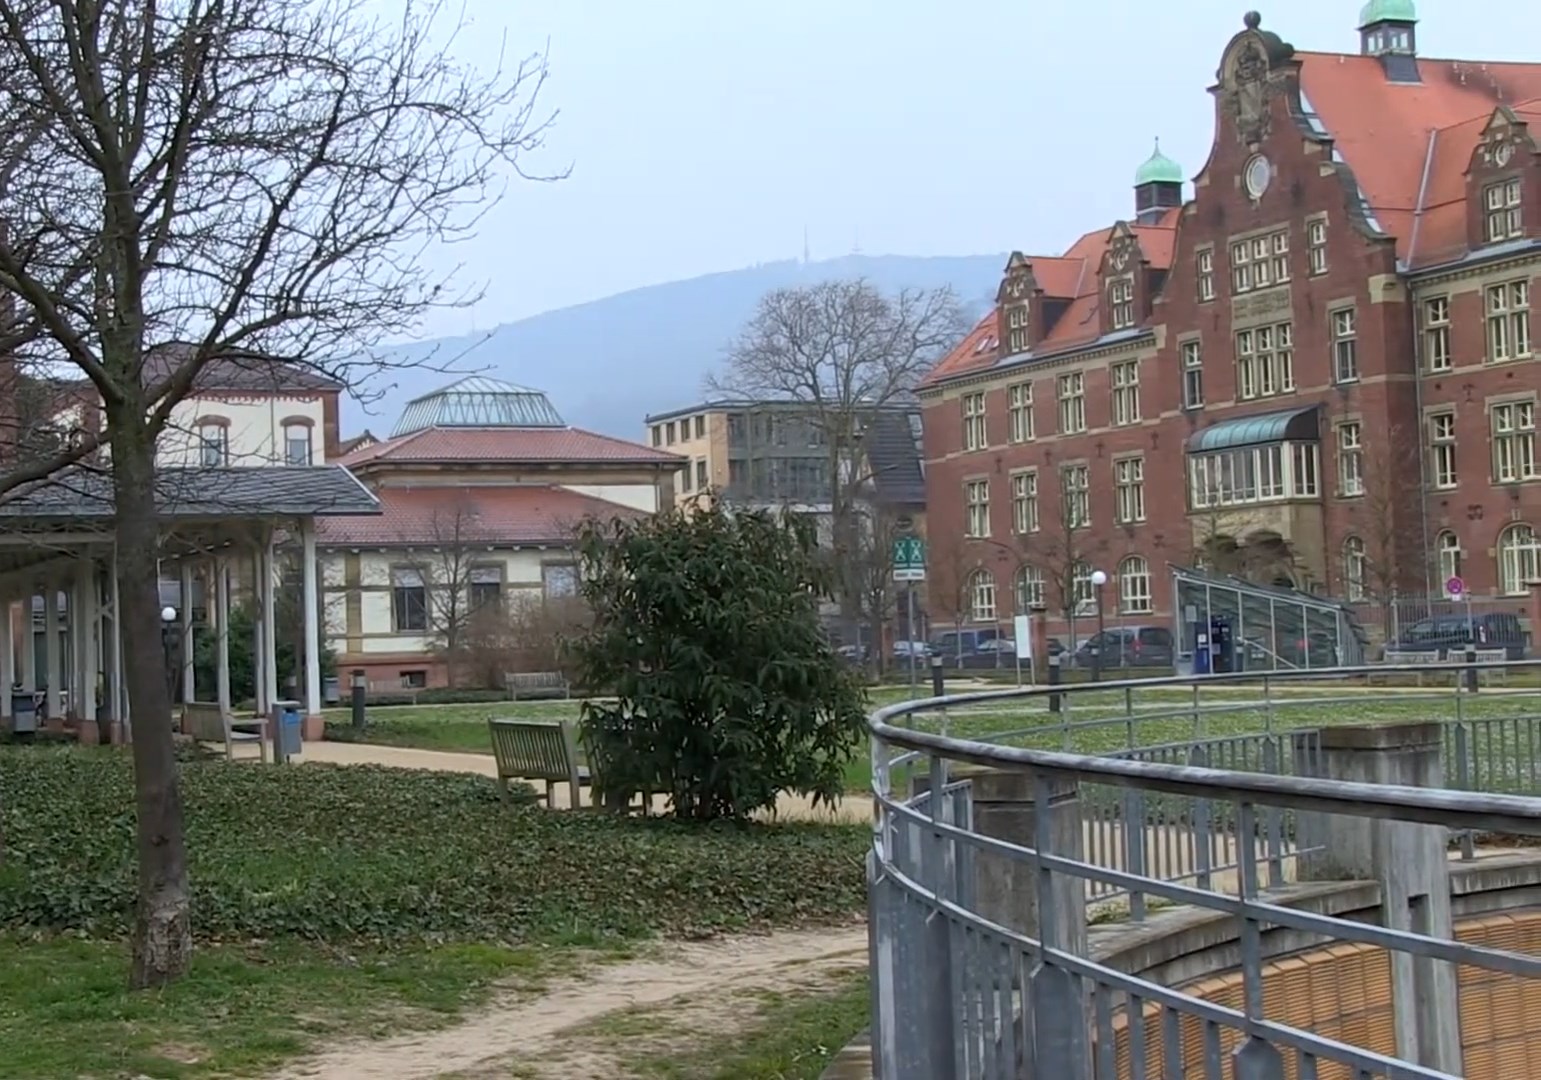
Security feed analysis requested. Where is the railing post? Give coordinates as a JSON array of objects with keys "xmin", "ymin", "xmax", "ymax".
[{"xmin": 1029, "ymin": 772, "xmax": 1090, "ymax": 1077}]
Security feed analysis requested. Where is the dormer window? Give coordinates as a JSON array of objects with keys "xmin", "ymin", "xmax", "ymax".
[
  {"xmin": 1108, "ymin": 277, "xmax": 1134, "ymax": 330},
  {"xmin": 1006, "ymin": 305, "xmax": 1030, "ymax": 353},
  {"xmin": 1485, "ymin": 179, "xmax": 1523, "ymax": 244}
]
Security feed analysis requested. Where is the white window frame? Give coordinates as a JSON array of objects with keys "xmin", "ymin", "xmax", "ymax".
[
  {"xmin": 1428, "ymin": 410, "xmax": 1457, "ymax": 489},
  {"xmin": 1118, "ymin": 555, "xmax": 1153, "ymax": 615},
  {"xmin": 1343, "ymin": 536, "xmax": 1367, "ymax": 602},
  {"xmin": 199, "ymin": 422, "xmax": 228, "ymax": 467},
  {"xmin": 1061, "ymin": 464, "xmax": 1090, "ymax": 529},
  {"xmin": 1110, "ymin": 359, "xmax": 1140, "ymax": 426},
  {"xmin": 1007, "ymin": 382, "xmax": 1034, "ymax": 443},
  {"xmin": 1337, "ymin": 421, "xmax": 1364, "ymax": 497},
  {"xmin": 1181, "ymin": 340, "xmax": 1204, "ymax": 410},
  {"xmin": 283, "ymin": 423, "xmax": 312, "ymax": 466},
  {"xmin": 1492, "ymin": 399, "xmax": 1538, "ymax": 483},
  {"xmin": 1109, "ymin": 276, "xmax": 1135, "ymax": 330},
  {"xmin": 1057, "ymin": 372, "xmax": 1086, "ymax": 434},
  {"xmin": 1307, "ymin": 219, "xmax": 1328, "ymax": 276},
  {"xmin": 1437, "ymin": 531, "xmax": 1462, "ymax": 595},
  {"xmin": 1236, "ymin": 322, "xmax": 1294, "ymax": 401},
  {"xmin": 1424, "ymin": 296, "xmax": 1452, "ymax": 372},
  {"xmin": 1498, "ymin": 523, "xmax": 1538, "ymax": 596},
  {"xmin": 1484, "ymin": 178, "xmax": 1523, "ymax": 244},
  {"xmin": 1196, "ymin": 248, "xmax": 1215, "ymax": 302},
  {"xmin": 965, "ymin": 479, "xmax": 990, "ymax": 538},
  {"xmin": 1114, "ymin": 457, "xmax": 1145, "ymax": 524},
  {"xmin": 1011, "ymin": 471, "xmax": 1039, "ymax": 534},
  {"xmin": 1015, "ymin": 565, "xmax": 1045, "ymax": 611},
  {"xmin": 1331, "ymin": 308, "xmax": 1358, "ymax": 384},
  {"xmin": 1007, "ymin": 304, "xmax": 1030, "ymax": 353},
  {"xmin": 1487, "ymin": 280, "xmax": 1532, "ymax": 363},
  {"xmin": 968, "ymin": 568, "xmax": 997, "ymax": 622},
  {"xmin": 961, "ymin": 391, "xmax": 988, "ymax": 451}
]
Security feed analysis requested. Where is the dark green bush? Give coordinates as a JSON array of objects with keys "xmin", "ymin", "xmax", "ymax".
[
  {"xmin": 568, "ymin": 506, "xmax": 868, "ymax": 822},
  {"xmin": 0, "ymin": 747, "xmax": 865, "ymax": 945}
]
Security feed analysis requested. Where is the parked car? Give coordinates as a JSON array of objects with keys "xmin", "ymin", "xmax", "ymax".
[
  {"xmin": 1388, "ymin": 613, "xmax": 1527, "ymax": 661},
  {"xmin": 1074, "ymin": 626, "xmax": 1176, "ymax": 670},
  {"xmin": 929, "ymin": 628, "xmax": 1013, "ymax": 669}
]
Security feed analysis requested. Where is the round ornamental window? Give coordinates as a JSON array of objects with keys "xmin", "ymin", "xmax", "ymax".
[{"xmin": 1244, "ymin": 155, "xmax": 1272, "ymax": 199}]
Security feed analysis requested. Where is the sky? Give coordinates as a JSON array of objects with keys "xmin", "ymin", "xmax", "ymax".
[{"xmin": 406, "ymin": 0, "xmax": 1541, "ymax": 341}]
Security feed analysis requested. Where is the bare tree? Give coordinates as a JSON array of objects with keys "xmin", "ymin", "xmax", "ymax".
[
  {"xmin": 709, "ymin": 279, "xmax": 968, "ymax": 641},
  {"xmin": 1189, "ymin": 504, "xmax": 1300, "ymax": 586},
  {"xmin": 400, "ymin": 500, "xmax": 501, "ymax": 688},
  {"xmin": 1346, "ymin": 424, "xmax": 1425, "ymax": 632},
  {"xmin": 0, "ymin": 0, "xmax": 557, "ymax": 987},
  {"xmin": 1023, "ymin": 467, "xmax": 1109, "ymax": 650}
]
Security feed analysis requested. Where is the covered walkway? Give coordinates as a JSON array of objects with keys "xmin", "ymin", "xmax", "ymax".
[{"xmin": 0, "ymin": 465, "xmax": 378, "ymax": 734}]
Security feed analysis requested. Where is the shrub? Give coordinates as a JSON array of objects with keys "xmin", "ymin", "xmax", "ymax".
[
  {"xmin": 0, "ymin": 747, "xmax": 865, "ymax": 945},
  {"xmin": 568, "ymin": 506, "xmax": 868, "ymax": 822}
]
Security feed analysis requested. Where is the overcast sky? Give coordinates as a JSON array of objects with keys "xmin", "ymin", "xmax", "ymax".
[{"xmin": 411, "ymin": 0, "xmax": 1541, "ymax": 340}]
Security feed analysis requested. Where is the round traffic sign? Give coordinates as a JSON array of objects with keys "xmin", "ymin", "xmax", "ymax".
[{"xmin": 1445, "ymin": 576, "xmax": 1465, "ymax": 597}]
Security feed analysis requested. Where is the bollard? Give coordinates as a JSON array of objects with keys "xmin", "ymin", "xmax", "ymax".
[
  {"xmin": 929, "ymin": 655, "xmax": 944, "ymax": 698},
  {"xmin": 351, "ymin": 669, "xmax": 367, "ymax": 729},
  {"xmin": 1047, "ymin": 653, "xmax": 1062, "ymax": 713},
  {"xmin": 1465, "ymin": 646, "xmax": 1479, "ymax": 694}
]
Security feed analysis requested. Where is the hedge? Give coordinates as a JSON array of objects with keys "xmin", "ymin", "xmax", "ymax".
[{"xmin": 0, "ymin": 747, "xmax": 866, "ymax": 946}]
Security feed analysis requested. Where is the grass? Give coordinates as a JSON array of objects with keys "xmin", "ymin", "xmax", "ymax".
[{"xmin": 0, "ymin": 933, "xmax": 569, "ymax": 1079}]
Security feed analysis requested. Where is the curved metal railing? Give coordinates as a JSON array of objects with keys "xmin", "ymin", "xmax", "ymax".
[{"xmin": 865, "ymin": 661, "xmax": 1541, "ymax": 1079}]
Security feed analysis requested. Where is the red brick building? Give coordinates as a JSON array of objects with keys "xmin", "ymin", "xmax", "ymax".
[{"xmin": 921, "ymin": 5, "xmax": 1541, "ymax": 639}]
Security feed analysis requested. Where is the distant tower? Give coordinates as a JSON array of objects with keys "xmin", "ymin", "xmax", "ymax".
[
  {"xmin": 852, "ymin": 227, "xmax": 862, "ymax": 256},
  {"xmin": 1133, "ymin": 139, "xmax": 1184, "ymax": 224},
  {"xmin": 802, "ymin": 225, "xmax": 810, "ymax": 265}
]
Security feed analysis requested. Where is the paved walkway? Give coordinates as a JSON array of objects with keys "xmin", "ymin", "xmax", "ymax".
[{"xmin": 295, "ymin": 741, "xmax": 871, "ymax": 823}]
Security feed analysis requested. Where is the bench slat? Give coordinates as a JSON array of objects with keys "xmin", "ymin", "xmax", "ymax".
[{"xmin": 488, "ymin": 718, "xmax": 585, "ymax": 809}]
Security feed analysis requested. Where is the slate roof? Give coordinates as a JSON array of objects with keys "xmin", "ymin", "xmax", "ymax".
[
  {"xmin": 315, "ymin": 485, "xmax": 640, "ymax": 546},
  {"xmin": 0, "ymin": 465, "xmax": 378, "ymax": 522},
  {"xmin": 863, "ymin": 410, "xmax": 926, "ymax": 508},
  {"xmin": 338, "ymin": 425, "xmax": 683, "ymax": 468}
]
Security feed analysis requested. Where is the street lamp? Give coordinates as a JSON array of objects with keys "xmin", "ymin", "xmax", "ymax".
[
  {"xmin": 160, "ymin": 606, "xmax": 180, "ymax": 706},
  {"xmin": 1089, "ymin": 570, "xmax": 1109, "ymax": 682}
]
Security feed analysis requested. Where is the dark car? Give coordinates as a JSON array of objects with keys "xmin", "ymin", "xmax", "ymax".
[
  {"xmin": 930, "ymin": 628, "xmax": 1010, "ymax": 669},
  {"xmin": 1074, "ymin": 626, "xmax": 1176, "ymax": 670},
  {"xmin": 1389, "ymin": 613, "xmax": 1527, "ymax": 660}
]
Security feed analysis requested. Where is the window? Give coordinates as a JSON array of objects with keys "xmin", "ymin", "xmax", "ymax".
[
  {"xmin": 391, "ymin": 567, "xmax": 427, "ymax": 632},
  {"xmin": 1343, "ymin": 536, "xmax": 1367, "ymax": 602},
  {"xmin": 1006, "ymin": 305, "xmax": 1030, "ymax": 353},
  {"xmin": 1231, "ymin": 229, "xmax": 1289, "ymax": 293},
  {"xmin": 1331, "ymin": 308, "xmax": 1358, "ymax": 383},
  {"xmin": 1197, "ymin": 249, "xmax": 1215, "ymax": 302},
  {"xmin": 1057, "ymin": 372, "xmax": 1086, "ymax": 434},
  {"xmin": 962, "ymin": 391, "xmax": 988, "ymax": 451},
  {"xmin": 401, "ymin": 670, "xmax": 428, "ymax": 690},
  {"xmin": 695, "ymin": 459, "xmax": 708, "ymax": 489},
  {"xmin": 198, "ymin": 422, "xmax": 228, "ymax": 466},
  {"xmin": 468, "ymin": 566, "xmax": 502, "ymax": 611},
  {"xmin": 694, "ymin": 415, "xmax": 706, "ymax": 439},
  {"xmin": 681, "ymin": 462, "xmax": 694, "ymax": 491},
  {"xmin": 1109, "ymin": 276, "xmax": 1134, "ymax": 329},
  {"xmin": 965, "ymin": 479, "xmax": 990, "ymax": 538},
  {"xmin": 1061, "ymin": 464, "xmax": 1090, "ymax": 528},
  {"xmin": 1337, "ymin": 422, "xmax": 1364, "ymax": 496},
  {"xmin": 543, "ymin": 564, "xmax": 578, "ymax": 599},
  {"xmin": 651, "ymin": 425, "xmax": 662, "ymax": 447},
  {"xmin": 1071, "ymin": 560, "xmax": 1095, "ymax": 613},
  {"xmin": 1484, "ymin": 178, "xmax": 1523, "ymax": 243},
  {"xmin": 1424, "ymin": 297, "xmax": 1452, "ymax": 372},
  {"xmin": 1499, "ymin": 523, "xmax": 1538, "ymax": 596},
  {"xmin": 1428, "ymin": 411, "xmax": 1457, "ymax": 489},
  {"xmin": 1188, "ymin": 442, "xmax": 1318, "ymax": 508},
  {"xmin": 283, "ymin": 423, "xmax": 312, "ymax": 465},
  {"xmin": 1181, "ymin": 341, "xmax": 1204, "ymax": 409},
  {"xmin": 1307, "ymin": 219, "xmax": 1328, "ymax": 275},
  {"xmin": 1118, "ymin": 555, "xmax": 1153, "ymax": 614},
  {"xmin": 1007, "ymin": 383, "xmax": 1034, "ymax": 443},
  {"xmin": 1487, "ymin": 280, "xmax": 1532, "ymax": 362},
  {"xmin": 1015, "ymin": 565, "xmax": 1045, "ymax": 611},
  {"xmin": 1235, "ymin": 322, "xmax": 1294, "ymax": 400},
  {"xmin": 967, "ymin": 568, "xmax": 997, "ymax": 622},
  {"xmin": 1114, "ymin": 457, "xmax": 1145, "ymax": 523},
  {"xmin": 1437, "ymin": 531, "xmax": 1462, "ymax": 593},
  {"xmin": 666, "ymin": 422, "xmax": 676, "ymax": 445},
  {"xmin": 1011, "ymin": 471, "xmax": 1038, "ymax": 534},
  {"xmin": 1110, "ymin": 360, "xmax": 1140, "ymax": 425},
  {"xmin": 1492, "ymin": 400, "xmax": 1538, "ymax": 483}
]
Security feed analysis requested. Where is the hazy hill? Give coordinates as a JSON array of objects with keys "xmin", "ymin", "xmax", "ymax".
[{"xmin": 356, "ymin": 253, "xmax": 1006, "ymax": 440}]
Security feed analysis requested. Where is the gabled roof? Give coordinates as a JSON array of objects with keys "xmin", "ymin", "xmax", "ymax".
[
  {"xmin": 0, "ymin": 465, "xmax": 377, "ymax": 522},
  {"xmin": 315, "ymin": 484, "xmax": 639, "ymax": 547},
  {"xmin": 861, "ymin": 411, "xmax": 925, "ymax": 508},
  {"xmin": 338, "ymin": 425, "xmax": 683, "ymax": 468}
]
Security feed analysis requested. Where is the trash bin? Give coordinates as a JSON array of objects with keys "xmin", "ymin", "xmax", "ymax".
[
  {"xmin": 269, "ymin": 699, "xmax": 303, "ymax": 761},
  {"xmin": 322, "ymin": 677, "xmax": 341, "ymax": 705},
  {"xmin": 10, "ymin": 693, "xmax": 36, "ymax": 735}
]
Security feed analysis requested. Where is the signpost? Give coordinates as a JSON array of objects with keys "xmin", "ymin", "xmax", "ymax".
[
  {"xmin": 1012, "ymin": 613, "xmax": 1033, "ymax": 687},
  {"xmin": 1447, "ymin": 575, "xmax": 1475, "ymax": 656},
  {"xmin": 892, "ymin": 536, "xmax": 926, "ymax": 695}
]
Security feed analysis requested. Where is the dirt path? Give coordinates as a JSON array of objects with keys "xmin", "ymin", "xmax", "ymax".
[
  {"xmin": 296, "ymin": 741, "xmax": 870, "ymax": 824},
  {"xmin": 270, "ymin": 924, "xmax": 868, "ymax": 1080}
]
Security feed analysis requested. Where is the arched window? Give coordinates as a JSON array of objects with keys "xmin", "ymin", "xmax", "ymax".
[
  {"xmin": 197, "ymin": 420, "xmax": 228, "ymax": 466},
  {"xmin": 1343, "ymin": 536, "xmax": 1367, "ymax": 602},
  {"xmin": 1118, "ymin": 555, "xmax": 1153, "ymax": 614},
  {"xmin": 1498, "ymin": 523, "xmax": 1538, "ymax": 596},
  {"xmin": 283, "ymin": 420, "xmax": 313, "ymax": 465},
  {"xmin": 1436, "ymin": 531, "xmax": 1462, "ymax": 595},
  {"xmin": 1015, "ymin": 565, "xmax": 1045, "ymax": 612},
  {"xmin": 967, "ymin": 568, "xmax": 997, "ymax": 622}
]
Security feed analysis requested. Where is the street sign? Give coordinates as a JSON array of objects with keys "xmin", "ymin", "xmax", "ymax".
[
  {"xmin": 1446, "ymin": 576, "xmax": 1466, "ymax": 598},
  {"xmin": 892, "ymin": 535, "xmax": 926, "ymax": 582}
]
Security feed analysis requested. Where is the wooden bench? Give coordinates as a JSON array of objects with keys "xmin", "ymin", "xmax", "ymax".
[
  {"xmin": 505, "ymin": 671, "xmax": 570, "ymax": 701},
  {"xmin": 367, "ymin": 679, "xmax": 420, "ymax": 705},
  {"xmin": 488, "ymin": 718, "xmax": 588, "ymax": 808},
  {"xmin": 183, "ymin": 701, "xmax": 267, "ymax": 762}
]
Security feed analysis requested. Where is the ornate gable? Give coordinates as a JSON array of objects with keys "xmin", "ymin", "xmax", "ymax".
[
  {"xmin": 1472, "ymin": 107, "xmax": 1535, "ymax": 173},
  {"xmin": 997, "ymin": 252, "xmax": 1038, "ymax": 356},
  {"xmin": 1213, "ymin": 13, "xmax": 1299, "ymax": 150}
]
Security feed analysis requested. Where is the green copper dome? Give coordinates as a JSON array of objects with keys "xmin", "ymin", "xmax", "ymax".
[
  {"xmin": 1359, "ymin": 0, "xmax": 1416, "ymax": 27},
  {"xmin": 1135, "ymin": 140, "xmax": 1183, "ymax": 186}
]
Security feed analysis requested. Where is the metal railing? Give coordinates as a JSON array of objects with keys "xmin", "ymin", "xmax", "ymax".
[{"xmin": 866, "ymin": 660, "xmax": 1541, "ymax": 1079}]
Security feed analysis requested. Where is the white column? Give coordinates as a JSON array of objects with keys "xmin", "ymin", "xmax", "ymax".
[
  {"xmin": 215, "ymin": 558, "xmax": 231, "ymax": 714},
  {"xmin": 19, "ymin": 592, "xmax": 35, "ymax": 693},
  {"xmin": 1, "ymin": 599, "xmax": 13, "ymax": 718},
  {"xmin": 301, "ymin": 519, "xmax": 321, "ymax": 717},
  {"xmin": 251, "ymin": 547, "xmax": 267, "ymax": 715},
  {"xmin": 111, "ymin": 551, "xmax": 127, "ymax": 729},
  {"xmin": 82, "ymin": 563, "xmax": 99, "ymax": 722},
  {"xmin": 68, "ymin": 569, "xmax": 85, "ymax": 717},
  {"xmin": 180, "ymin": 560, "xmax": 195, "ymax": 703},
  {"xmin": 43, "ymin": 582, "xmax": 60, "ymax": 720},
  {"xmin": 261, "ymin": 537, "xmax": 279, "ymax": 708}
]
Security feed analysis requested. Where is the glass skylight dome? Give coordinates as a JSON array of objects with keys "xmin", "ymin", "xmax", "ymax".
[{"xmin": 391, "ymin": 376, "xmax": 567, "ymax": 436}]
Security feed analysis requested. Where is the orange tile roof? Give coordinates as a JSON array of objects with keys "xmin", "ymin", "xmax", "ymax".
[{"xmin": 316, "ymin": 484, "xmax": 643, "ymax": 546}]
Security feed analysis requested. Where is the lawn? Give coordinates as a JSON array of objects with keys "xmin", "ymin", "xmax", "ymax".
[{"xmin": 0, "ymin": 746, "xmax": 869, "ymax": 1077}]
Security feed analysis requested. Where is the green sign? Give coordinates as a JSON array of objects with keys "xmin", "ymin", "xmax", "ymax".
[{"xmin": 892, "ymin": 535, "xmax": 926, "ymax": 582}]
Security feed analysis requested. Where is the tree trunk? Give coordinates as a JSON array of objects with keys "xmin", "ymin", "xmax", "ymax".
[{"xmin": 111, "ymin": 420, "xmax": 192, "ymax": 989}]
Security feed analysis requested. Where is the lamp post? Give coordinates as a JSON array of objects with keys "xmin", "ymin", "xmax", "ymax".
[
  {"xmin": 1089, "ymin": 570, "xmax": 1108, "ymax": 682},
  {"xmin": 160, "ymin": 605, "xmax": 180, "ymax": 706}
]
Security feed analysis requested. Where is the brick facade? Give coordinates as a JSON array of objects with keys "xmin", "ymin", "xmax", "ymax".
[{"xmin": 921, "ymin": 11, "xmax": 1541, "ymax": 638}]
